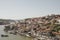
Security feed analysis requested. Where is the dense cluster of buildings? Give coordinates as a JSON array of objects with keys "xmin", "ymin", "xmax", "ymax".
[
  {"xmin": 4, "ymin": 14, "xmax": 60, "ymax": 40},
  {"xmin": 18, "ymin": 14, "xmax": 60, "ymax": 40}
]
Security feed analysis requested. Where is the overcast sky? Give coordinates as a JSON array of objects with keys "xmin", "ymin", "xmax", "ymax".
[{"xmin": 0, "ymin": 0, "xmax": 60, "ymax": 20}]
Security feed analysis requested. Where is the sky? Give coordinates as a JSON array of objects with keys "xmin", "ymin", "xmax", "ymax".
[{"xmin": 0, "ymin": 0, "xmax": 60, "ymax": 20}]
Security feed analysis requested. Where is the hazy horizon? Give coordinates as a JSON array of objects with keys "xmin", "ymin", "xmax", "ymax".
[{"xmin": 0, "ymin": 0, "xmax": 60, "ymax": 20}]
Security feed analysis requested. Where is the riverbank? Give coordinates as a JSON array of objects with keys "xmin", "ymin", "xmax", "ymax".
[{"xmin": 0, "ymin": 25, "xmax": 33, "ymax": 40}]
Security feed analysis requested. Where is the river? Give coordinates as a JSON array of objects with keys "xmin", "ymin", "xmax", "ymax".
[{"xmin": 0, "ymin": 25, "xmax": 33, "ymax": 40}]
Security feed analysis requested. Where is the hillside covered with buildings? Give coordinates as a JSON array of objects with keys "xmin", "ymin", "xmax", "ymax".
[{"xmin": 4, "ymin": 14, "xmax": 60, "ymax": 40}]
